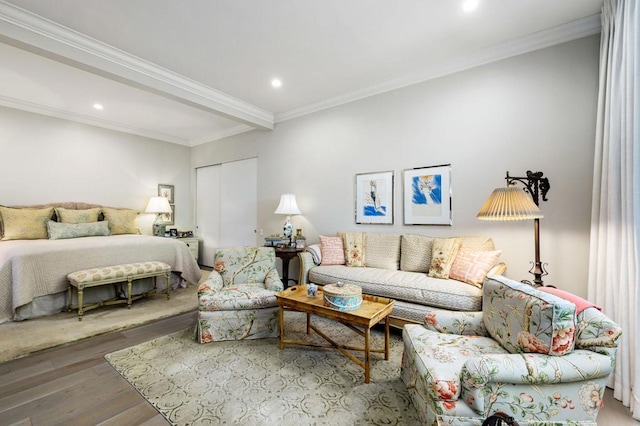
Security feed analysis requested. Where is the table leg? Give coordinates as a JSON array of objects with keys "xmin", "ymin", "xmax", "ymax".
[
  {"xmin": 364, "ymin": 327, "xmax": 371, "ymax": 384},
  {"xmin": 279, "ymin": 306, "xmax": 284, "ymax": 350},
  {"xmin": 281, "ymin": 257, "xmax": 291, "ymax": 288},
  {"xmin": 384, "ymin": 315, "xmax": 390, "ymax": 361}
]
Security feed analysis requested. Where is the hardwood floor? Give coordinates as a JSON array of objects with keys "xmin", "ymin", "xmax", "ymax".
[{"xmin": 0, "ymin": 311, "xmax": 637, "ymax": 425}]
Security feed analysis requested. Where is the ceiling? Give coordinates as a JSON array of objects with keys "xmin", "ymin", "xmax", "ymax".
[{"xmin": 0, "ymin": 0, "xmax": 604, "ymax": 146}]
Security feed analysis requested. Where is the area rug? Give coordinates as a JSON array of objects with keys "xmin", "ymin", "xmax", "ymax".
[
  {"xmin": 105, "ymin": 312, "xmax": 420, "ymax": 425},
  {"xmin": 0, "ymin": 270, "xmax": 208, "ymax": 363}
]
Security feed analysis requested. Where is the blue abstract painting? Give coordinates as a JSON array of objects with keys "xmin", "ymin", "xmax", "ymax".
[{"xmin": 411, "ymin": 174, "xmax": 442, "ymax": 205}]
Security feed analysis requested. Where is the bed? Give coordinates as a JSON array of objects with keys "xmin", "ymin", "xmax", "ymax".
[{"xmin": 0, "ymin": 202, "xmax": 202, "ymax": 323}]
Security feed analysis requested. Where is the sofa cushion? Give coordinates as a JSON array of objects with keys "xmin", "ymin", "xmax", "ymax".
[
  {"xmin": 402, "ymin": 324, "xmax": 507, "ymax": 402},
  {"xmin": 309, "ymin": 265, "xmax": 483, "ymax": 311},
  {"xmin": 400, "ymin": 234, "xmax": 433, "ymax": 272},
  {"xmin": 428, "ymin": 237, "xmax": 462, "ymax": 279},
  {"xmin": 319, "ymin": 235, "xmax": 345, "ymax": 265},
  {"xmin": 365, "ymin": 233, "xmax": 401, "ymax": 269},
  {"xmin": 54, "ymin": 207, "xmax": 101, "ymax": 224},
  {"xmin": 483, "ymin": 276, "xmax": 577, "ymax": 356},
  {"xmin": 343, "ymin": 231, "xmax": 365, "ymax": 267},
  {"xmin": 0, "ymin": 206, "xmax": 54, "ymax": 240},
  {"xmin": 449, "ymin": 248, "xmax": 502, "ymax": 288}
]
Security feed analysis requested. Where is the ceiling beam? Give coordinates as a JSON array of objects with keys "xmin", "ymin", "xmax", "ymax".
[{"xmin": 0, "ymin": 1, "xmax": 274, "ymax": 130}]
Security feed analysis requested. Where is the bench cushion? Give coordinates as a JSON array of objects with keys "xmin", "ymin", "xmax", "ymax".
[{"xmin": 68, "ymin": 261, "xmax": 171, "ymax": 285}]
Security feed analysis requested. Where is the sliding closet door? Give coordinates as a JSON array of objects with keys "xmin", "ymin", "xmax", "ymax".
[{"xmin": 196, "ymin": 158, "xmax": 257, "ymax": 267}]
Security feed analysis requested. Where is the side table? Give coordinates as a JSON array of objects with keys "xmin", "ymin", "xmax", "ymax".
[{"xmin": 273, "ymin": 247, "xmax": 303, "ymax": 288}]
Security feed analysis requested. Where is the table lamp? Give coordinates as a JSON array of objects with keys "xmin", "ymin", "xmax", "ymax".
[
  {"xmin": 146, "ymin": 196, "xmax": 172, "ymax": 237},
  {"xmin": 274, "ymin": 193, "xmax": 301, "ymax": 245}
]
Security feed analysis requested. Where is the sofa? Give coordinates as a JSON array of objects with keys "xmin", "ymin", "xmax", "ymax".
[
  {"xmin": 297, "ymin": 232, "xmax": 505, "ymax": 327},
  {"xmin": 401, "ymin": 274, "xmax": 622, "ymax": 425}
]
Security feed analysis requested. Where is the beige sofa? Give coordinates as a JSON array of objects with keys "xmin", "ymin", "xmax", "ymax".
[{"xmin": 297, "ymin": 233, "xmax": 505, "ymax": 328}]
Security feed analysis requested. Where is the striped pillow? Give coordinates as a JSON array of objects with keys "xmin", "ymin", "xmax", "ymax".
[{"xmin": 449, "ymin": 247, "xmax": 501, "ymax": 287}]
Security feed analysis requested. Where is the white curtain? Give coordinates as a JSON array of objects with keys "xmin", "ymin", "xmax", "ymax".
[{"xmin": 588, "ymin": 0, "xmax": 640, "ymax": 419}]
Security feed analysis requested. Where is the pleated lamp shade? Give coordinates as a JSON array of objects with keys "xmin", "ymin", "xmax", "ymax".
[{"xmin": 476, "ymin": 186, "xmax": 543, "ymax": 221}]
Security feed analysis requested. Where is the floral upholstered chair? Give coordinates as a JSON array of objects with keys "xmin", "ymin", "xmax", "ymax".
[
  {"xmin": 401, "ymin": 275, "xmax": 621, "ymax": 426},
  {"xmin": 196, "ymin": 246, "xmax": 284, "ymax": 343}
]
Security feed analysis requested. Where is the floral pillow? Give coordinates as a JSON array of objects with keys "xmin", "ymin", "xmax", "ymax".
[
  {"xmin": 449, "ymin": 247, "xmax": 502, "ymax": 287},
  {"xmin": 483, "ymin": 275, "xmax": 577, "ymax": 356},
  {"xmin": 319, "ymin": 235, "xmax": 345, "ymax": 265},
  {"xmin": 343, "ymin": 232, "xmax": 365, "ymax": 267},
  {"xmin": 47, "ymin": 220, "xmax": 110, "ymax": 240},
  {"xmin": 427, "ymin": 237, "xmax": 462, "ymax": 279}
]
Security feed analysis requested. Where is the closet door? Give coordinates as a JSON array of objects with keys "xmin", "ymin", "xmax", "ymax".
[{"xmin": 196, "ymin": 158, "xmax": 257, "ymax": 267}]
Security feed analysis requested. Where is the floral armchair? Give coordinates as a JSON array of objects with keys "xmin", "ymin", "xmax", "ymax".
[
  {"xmin": 196, "ymin": 246, "xmax": 284, "ymax": 343},
  {"xmin": 401, "ymin": 275, "xmax": 621, "ymax": 426}
]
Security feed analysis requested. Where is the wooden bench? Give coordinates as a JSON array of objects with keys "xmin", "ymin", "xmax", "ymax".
[{"xmin": 67, "ymin": 261, "xmax": 171, "ymax": 321}]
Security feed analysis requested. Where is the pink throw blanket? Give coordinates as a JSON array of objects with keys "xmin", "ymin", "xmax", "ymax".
[{"xmin": 538, "ymin": 286, "xmax": 601, "ymax": 314}]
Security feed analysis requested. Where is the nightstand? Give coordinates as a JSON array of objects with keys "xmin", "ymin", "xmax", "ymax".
[{"xmin": 175, "ymin": 237, "xmax": 199, "ymax": 261}]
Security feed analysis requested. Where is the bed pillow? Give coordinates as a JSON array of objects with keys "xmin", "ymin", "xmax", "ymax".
[
  {"xmin": 0, "ymin": 206, "xmax": 54, "ymax": 240},
  {"xmin": 55, "ymin": 207, "xmax": 101, "ymax": 224},
  {"xmin": 427, "ymin": 237, "xmax": 462, "ymax": 279},
  {"xmin": 319, "ymin": 235, "xmax": 345, "ymax": 265},
  {"xmin": 47, "ymin": 220, "xmax": 111, "ymax": 240},
  {"xmin": 449, "ymin": 248, "xmax": 502, "ymax": 288},
  {"xmin": 101, "ymin": 208, "xmax": 140, "ymax": 235}
]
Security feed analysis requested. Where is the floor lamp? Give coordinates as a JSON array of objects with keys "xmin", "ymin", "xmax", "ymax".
[{"xmin": 476, "ymin": 171, "xmax": 551, "ymax": 287}]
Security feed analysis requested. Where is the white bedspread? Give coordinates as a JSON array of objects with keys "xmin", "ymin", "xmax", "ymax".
[{"xmin": 0, "ymin": 235, "xmax": 202, "ymax": 322}]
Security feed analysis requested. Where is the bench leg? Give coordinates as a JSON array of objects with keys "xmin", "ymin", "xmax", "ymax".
[
  {"xmin": 165, "ymin": 271, "xmax": 171, "ymax": 299},
  {"xmin": 127, "ymin": 277, "xmax": 133, "ymax": 309},
  {"xmin": 77, "ymin": 286, "xmax": 84, "ymax": 321},
  {"xmin": 67, "ymin": 283, "xmax": 72, "ymax": 312}
]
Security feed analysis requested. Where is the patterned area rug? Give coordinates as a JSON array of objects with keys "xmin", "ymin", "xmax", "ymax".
[{"xmin": 105, "ymin": 311, "xmax": 420, "ymax": 425}]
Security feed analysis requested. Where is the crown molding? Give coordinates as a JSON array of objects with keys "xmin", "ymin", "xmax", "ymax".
[
  {"xmin": 276, "ymin": 14, "xmax": 602, "ymax": 123},
  {"xmin": 189, "ymin": 124, "xmax": 256, "ymax": 147},
  {"xmin": 0, "ymin": 94, "xmax": 193, "ymax": 145},
  {"xmin": 0, "ymin": 0, "xmax": 273, "ymax": 130}
]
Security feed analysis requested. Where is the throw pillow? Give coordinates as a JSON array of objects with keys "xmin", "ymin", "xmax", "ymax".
[
  {"xmin": 456, "ymin": 235, "xmax": 495, "ymax": 251},
  {"xmin": 449, "ymin": 248, "xmax": 502, "ymax": 287},
  {"xmin": 365, "ymin": 233, "xmax": 401, "ymax": 270},
  {"xmin": 319, "ymin": 235, "xmax": 345, "ymax": 265},
  {"xmin": 343, "ymin": 232, "xmax": 365, "ymax": 267},
  {"xmin": 400, "ymin": 234, "xmax": 433, "ymax": 272},
  {"xmin": 0, "ymin": 206, "xmax": 54, "ymax": 240},
  {"xmin": 101, "ymin": 208, "xmax": 140, "ymax": 235},
  {"xmin": 483, "ymin": 275, "xmax": 577, "ymax": 356},
  {"xmin": 47, "ymin": 220, "xmax": 111, "ymax": 240},
  {"xmin": 55, "ymin": 207, "xmax": 101, "ymax": 224},
  {"xmin": 428, "ymin": 237, "xmax": 462, "ymax": 279}
]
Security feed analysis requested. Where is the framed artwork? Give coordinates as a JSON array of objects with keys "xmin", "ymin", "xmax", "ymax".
[
  {"xmin": 160, "ymin": 205, "xmax": 175, "ymax": 226},
  {"xmin": 158, "ymin": 184, "xmax": 174, "ymax": 204},
  {"xmin": 355, "ymin": 171, "xmax": 394, "ymax": 224},
  {"xmin": 403, "ymin": 164, "xmax": 452, "ymax": 225}
]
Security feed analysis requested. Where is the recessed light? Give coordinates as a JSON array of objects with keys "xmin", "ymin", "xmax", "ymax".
[
  {"xmin": 462, "ymin": 0, "xmax": 479, "ymax": 12},
  {"xmin": 271, "ymin": 78, "xmax": 282, "ymax": 88},
  {"xmin": 93, "ymin": 103, "xmax": 104, "ymax": 110}
]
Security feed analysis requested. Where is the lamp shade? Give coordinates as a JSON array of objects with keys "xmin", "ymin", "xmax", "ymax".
[
  {"xmin": 145, "ymin": 196, "xmax": 172, "ymax": 214},
  {"xmin": 274, "ymin": 193, "xmax": 301, "ymax": 215},
  {"xmin": 476, "ymin": 186, "xmax": 543, "ymax": 221}
]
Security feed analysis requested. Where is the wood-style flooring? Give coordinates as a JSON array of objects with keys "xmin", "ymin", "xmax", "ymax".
[{"xmin": 0, "ymin": 311, "xmax": 637, "ymax": 425}]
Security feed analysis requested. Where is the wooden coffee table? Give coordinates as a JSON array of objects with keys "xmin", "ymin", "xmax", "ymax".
[{"xmin": 276, "ymin": 285, "xmax": 395, "ymax": 383}]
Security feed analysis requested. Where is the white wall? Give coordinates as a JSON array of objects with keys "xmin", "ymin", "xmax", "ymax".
[
  {"xmin": 0, "ymin": 106, "xmax": 193, "ymax": 234},
  {"xmin": 192, "ymin": 35, "xmax": 600, "ymax": 297}
]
